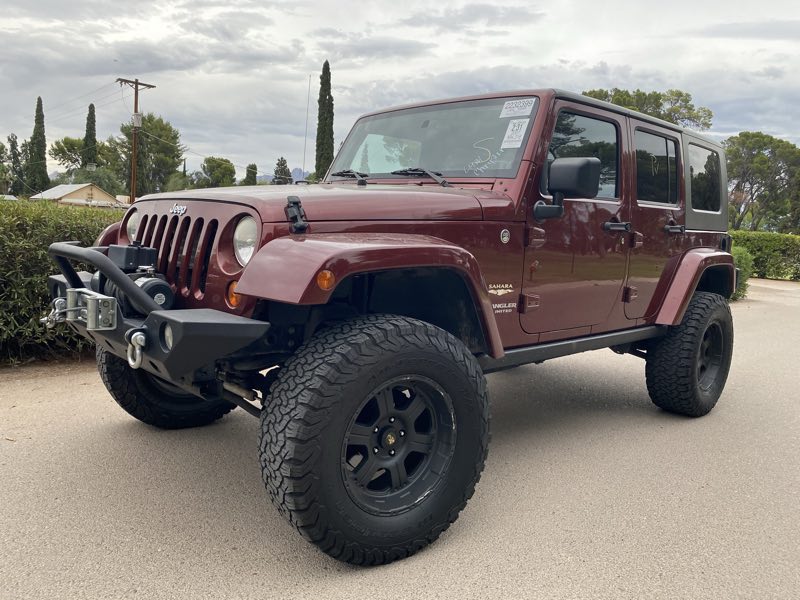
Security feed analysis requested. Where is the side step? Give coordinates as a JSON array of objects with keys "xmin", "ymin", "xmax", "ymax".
[{"xmin": 478, "ymin": 326, "xmax": 666, "ymax": 373}]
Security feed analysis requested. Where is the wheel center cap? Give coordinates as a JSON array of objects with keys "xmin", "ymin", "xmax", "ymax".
[{"xmin": 381, "ymin": 428, "xmax": 398, "ymax": 448}]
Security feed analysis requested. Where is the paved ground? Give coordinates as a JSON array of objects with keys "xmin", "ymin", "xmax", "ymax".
[{"xmin": 1, "ymin": 279, "xmax": 798, "ymax": 599}]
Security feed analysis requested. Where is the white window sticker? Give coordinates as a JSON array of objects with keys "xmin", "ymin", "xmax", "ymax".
[
  {"xmin": 501, "ymin": 119, "xmax": 529, "ymax": 149},
  {"xmin": 499, "ymin": 99, "xmax": 535, "ymax": 118}
]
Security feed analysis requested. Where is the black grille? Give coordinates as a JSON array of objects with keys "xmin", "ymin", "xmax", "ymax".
[{"xmin": 137, "ymin": 214, "xmax": 218, "ymax": 296}]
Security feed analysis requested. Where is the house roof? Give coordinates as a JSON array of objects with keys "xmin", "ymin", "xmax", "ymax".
[
  {"xmin": 30, "ymin": 183, "xmax": 94, "ymax": 200},
  {"xmin": 0, "ymin": 194, "xmax": 17, "ymax": 201}
]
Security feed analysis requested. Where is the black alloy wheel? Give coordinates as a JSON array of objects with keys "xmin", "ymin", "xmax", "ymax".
[{"xmin": 341, "ymin": 376, "xmax": 456, "ymax": 516}]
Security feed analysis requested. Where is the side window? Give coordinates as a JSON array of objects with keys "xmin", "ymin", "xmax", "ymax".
[
  {"xmin": 546, "ymin": 111, "xmax": 618, "ymax": 198},
  {"xmin": 688, "ymin": 144, "xmax": 721, "ymax": 212},
  {"xmin": 634, "ymin": 130, "xmax": 679, "ymax": 204}
]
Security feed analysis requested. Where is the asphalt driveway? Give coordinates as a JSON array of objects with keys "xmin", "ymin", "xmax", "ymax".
[{"xmin": 1, "ymin": 279, "xmax": 798, "ymax": 599}]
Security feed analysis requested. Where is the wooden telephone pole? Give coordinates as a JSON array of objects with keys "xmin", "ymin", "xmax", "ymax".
[{"xmin": 117, "ymin": 78, "xmax": 155, "ymax": 203}]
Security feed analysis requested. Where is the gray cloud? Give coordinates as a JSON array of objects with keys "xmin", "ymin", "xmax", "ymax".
[
  {"xmin": 698, "ymin": 20, "xmax": 800, "ymax": 41},
  {"xmin": 400, "ymin": 3, "xmax": 544, "ymax": 31}
]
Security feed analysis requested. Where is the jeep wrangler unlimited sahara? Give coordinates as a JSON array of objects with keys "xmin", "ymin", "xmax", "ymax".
[{"xmin": 43, "ymin": 89, "xmax": 735, "ymax": 565}]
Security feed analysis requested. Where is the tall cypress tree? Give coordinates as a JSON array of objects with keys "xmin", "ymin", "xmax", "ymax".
[
  {"xmin": 7, "ymin": 134, "xmax": 25, "ymax": 196},
  {"xmin": 82, "ymin": 103, "xmax": 97, "ymax": 167},
  {"xmin": 314, "ymin": 60, "xmax": 334, "ymax": 179},
  {"xmin": 25, "ymin": 97, "xmax": 50, "ymax": 192}
]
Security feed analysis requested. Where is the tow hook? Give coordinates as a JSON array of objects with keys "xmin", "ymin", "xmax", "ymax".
[{"xmin": 126, "ymin": 330, "xmax": 147, "ymax": 369}]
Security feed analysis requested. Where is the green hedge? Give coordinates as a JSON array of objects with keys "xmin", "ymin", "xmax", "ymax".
[
  {"xmin": 0, "ymin": 201, "xmax": 121, "ymax": 364},
  {"xmin": 730, "ymin": 231, "xmax": 800, "ymax": 281},
  {"xmin": 730, "ymin": 246, "xmax": 754, "ymax": 301}
]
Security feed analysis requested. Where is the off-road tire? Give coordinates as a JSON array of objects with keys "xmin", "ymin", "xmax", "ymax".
[
  {"xmin": 646, "ymin": 291, "xmax": 733, "ymax": 417},
  {"xmin": 259, "ymin": 314, "xmax": 490, "ymax": 565},
  {"xmin": 96, "ymin": 347, "xmax": 235, "ymax": 429}
]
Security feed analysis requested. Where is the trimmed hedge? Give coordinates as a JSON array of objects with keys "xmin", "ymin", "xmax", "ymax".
[
  {"xmin": 730, "ymin": 246, "xmax": 754, "ymax": 301},
  {"xmin": 0, "ymin": 201, "xmax": 121, "ymax": 364},
  {"xmin": 730, "ymin": 231, "xmax": 800, "ymax": 281}
]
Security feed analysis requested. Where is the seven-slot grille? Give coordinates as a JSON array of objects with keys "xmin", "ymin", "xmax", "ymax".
[{"xmin": 135, "ymin": 213, "xmax": 218, "ymax": 296}]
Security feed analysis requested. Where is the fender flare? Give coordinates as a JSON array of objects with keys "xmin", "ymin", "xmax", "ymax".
[
  {"xmin": 236, "ymin": 233, "xmax": 504, "ymax": 358},
  {"xmin": 655, "ymin": 249, "xmax": 735, "ymax": 326}
]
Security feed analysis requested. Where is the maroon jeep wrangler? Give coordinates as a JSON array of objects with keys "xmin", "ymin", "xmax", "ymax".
[{"xmin": 44, "ymin": 89, "xmax": 735, "ymax": 565}]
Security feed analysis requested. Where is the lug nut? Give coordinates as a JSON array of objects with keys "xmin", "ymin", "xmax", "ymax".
[
  {"xmin": 389, "ymin": 450, "xmax": 395, "ymax": 456},
  {"xmin": 373, "ymin": 447, "xmax": 378, "ymax": 454},
  {"xmin": 389, "ymin": 417, "xmax": 395, "ymax": 423},
  {"xmin": 399, "ymin": 430, "xmax": 405, "ymax": 437},
  {"xmin": 374, "ymin": 427, "xmax": 379, "ymax": 433}
]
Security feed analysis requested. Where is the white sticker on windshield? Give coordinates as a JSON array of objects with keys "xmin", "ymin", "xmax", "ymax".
[
  {"xmin": 499, "ymin": 99, "xmax": 535, "ymax": 118},
  {"xmin": 501, "ymin": 118, "xmax": 529, "ymax": 149}
]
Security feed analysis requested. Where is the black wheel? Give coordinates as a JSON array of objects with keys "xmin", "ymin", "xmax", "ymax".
[
  {"xmin": 646, "ymin": 291, "xmax": 733, "ymax": 417},
  {"xmin": 259, "ymin": 315, "xmax": 489, "ymax": 565},
  {"xmin": 96, "ymin": 347, "xmax": 235, "ymax": 429}
]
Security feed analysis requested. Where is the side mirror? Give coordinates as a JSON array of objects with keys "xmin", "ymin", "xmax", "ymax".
[
  {"xmin": 533, "ymin": 200, "xmax": 564, "ymax": 220},
  {"xmin": 547, "ymin": 157, "xmax": 601, "ymax": 199}
]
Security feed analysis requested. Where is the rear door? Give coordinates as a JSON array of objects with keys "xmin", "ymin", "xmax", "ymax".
[{"xmin": 624, "ymin": 120, "xmax": 686, "ymax": 319}]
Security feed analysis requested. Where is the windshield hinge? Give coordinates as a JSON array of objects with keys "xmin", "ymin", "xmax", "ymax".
[{"xmin": 284, "ymin": 196, "xmax": 309, "ymax": 234}]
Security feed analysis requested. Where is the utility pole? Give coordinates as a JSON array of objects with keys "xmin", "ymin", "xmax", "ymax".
[{"xmin": 117, "ymin": 78, "xmax": 155, "ymax": 203}]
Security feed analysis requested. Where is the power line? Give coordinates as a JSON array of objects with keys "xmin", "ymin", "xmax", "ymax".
[
  {"xmin": 47, "ymin": 93, "xmax": 131, "ymax": 127},
  {"xmin": 47, "ymin": 86, "xmax": 128, "ymax": 121},
  {"xmin": 138, "ymin": 129, "xmax": 268, "ymax": 176},
  {"xmin": 42, "ymin": 81, "xmax": 118, "ymax": 115}
]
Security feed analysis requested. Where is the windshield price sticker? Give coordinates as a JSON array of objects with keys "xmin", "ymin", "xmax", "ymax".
[
  {"xmin": 499, "ymin": 99, "xmax": 535, "ymax": 118},
  {"xmin": 501, "ymin": 118, "xmax": 529, "ymax": 149}
]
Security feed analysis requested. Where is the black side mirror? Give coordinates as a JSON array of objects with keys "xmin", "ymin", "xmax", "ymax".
[{"xmin": 547, "ymin": 157, "xmax": 601, "ymax": 199}]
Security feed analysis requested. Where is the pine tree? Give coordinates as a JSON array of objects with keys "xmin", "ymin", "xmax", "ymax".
[
  {"xmin": 274, "ymin": 156, "xmax": 292, "ymax": 182},
  {"xmin": 314, "ymin": 60, "xmax": 334, "ymax": 180},
  {"xmin": 82, "ymin": 103, "xmax": 97, "ymax": 167},
  {"xmin": 25, "ymin": 97, "xmax": 50, "ymax": 192},
  {"xmin": 7, "ymin": 134, "xmax": 25, "ymax": 196},
  {"xmin": 242, "ymin": 163, "xmax": 258, "ymax": 186}
]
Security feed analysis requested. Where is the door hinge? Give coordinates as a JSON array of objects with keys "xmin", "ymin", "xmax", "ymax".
[
  {"xmin": 622, "ymin": 286, "xmax": 638, "ymax": 303},
  {"xmin": 519, "ymin": 293, "xmax": 540, "ymax": 313}
]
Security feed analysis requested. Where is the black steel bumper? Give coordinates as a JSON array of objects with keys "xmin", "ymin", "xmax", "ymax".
[{"xmin": 47, "ymin": 242, "xmax": 270, "ymax": 384}]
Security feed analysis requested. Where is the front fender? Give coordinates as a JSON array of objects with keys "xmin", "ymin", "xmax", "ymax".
[
  {"xmin": 236, "ymin": 233, "xmax": 504, "ymax": 358},
  {"xmin": 655, "ymin": 249, "xmax": 735, "ymax": 326},
  {"xmin": 94, "ymin": 221, "xmax": 121, "ymax": 246}
]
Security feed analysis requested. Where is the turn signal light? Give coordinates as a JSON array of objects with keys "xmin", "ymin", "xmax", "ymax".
[
  {"xmin": 227, "ymin": 281, "xmax": 242, "ymax": 307},
  {"xmin": 316, "ymin": 269, "xmax": 336, "ymax": 291}
]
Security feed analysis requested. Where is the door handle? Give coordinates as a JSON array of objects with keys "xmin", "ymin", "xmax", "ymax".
[
  {"xmin": 602, "ymin": 221, "xmax": 632, "ymax": 232},
  {"xmin": 664, "ymin": 220, "xmax": 685, "ymax": 234}
]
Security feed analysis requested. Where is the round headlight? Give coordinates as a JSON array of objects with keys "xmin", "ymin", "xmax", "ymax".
[
  {"xmin": 126, "ymin": 209, "xmax": 139, "ymax": 241},
  {"xmin": 233, "ymin": 216, "xmax": 257, "ymax": 266}
]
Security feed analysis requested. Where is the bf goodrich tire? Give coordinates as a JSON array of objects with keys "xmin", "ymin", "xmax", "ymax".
[
  {"xmin": 259, "ymin": 315, "xmax": 490, "ymax": 565},
  {"xmin": 96, "ymin": 347, "xmax": 235, "ymax": 429},
  {"xmin": 646, "ymin": 292, "xmax": 733, "ymax": 417}
]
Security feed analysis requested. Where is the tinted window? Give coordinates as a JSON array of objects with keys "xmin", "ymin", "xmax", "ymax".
[
  {"xmin": 689, "ymin": 144, "xmax": 721, "ymax": 212},
  {"xmin": 635, "ymin": 130, "xmax": 678, "ymax": 204},
  {"xmin": 547, "ymin": 112, "xmax": 618, "ymax": 198}
]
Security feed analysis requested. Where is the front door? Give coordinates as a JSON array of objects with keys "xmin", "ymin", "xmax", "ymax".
[
  {"xmin": 624, "ymin": 120, "xmax": 686, "ymax": 319},
  {"xmin": 519, "ymin": 102, "xmax": 629, "ymax": 336}
]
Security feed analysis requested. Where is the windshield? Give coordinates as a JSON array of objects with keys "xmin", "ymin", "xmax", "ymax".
[{"xmin": 328, "ymin": 96, "xmax": 539, "ymax": 180}]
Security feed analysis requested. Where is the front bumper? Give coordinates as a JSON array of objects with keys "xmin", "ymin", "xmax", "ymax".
[{"xmin": 47, "ymin": 242, "xmax": 270, "ymax": 386}]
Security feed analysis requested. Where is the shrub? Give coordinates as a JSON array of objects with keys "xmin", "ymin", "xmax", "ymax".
[
  {"xmin": 730, "ymin": 231, "xmax": 800, "ymax": 281},
  {"xmin": 730, "ymin": 246, "xmax": 754, "ymax": 300},
  {"xmin": 0, "ymin": 201, "xmax": 121, "ymax": 364}
]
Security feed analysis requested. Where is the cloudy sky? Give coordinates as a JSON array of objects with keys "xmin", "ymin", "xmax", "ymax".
[{"xmin": 2, "ymin": 0, "xmax": 798, "ymax": 179}]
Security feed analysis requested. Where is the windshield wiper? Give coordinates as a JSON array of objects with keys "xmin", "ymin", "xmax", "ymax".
[
  {"xmin": 330, "ymin": 169, "xmax": 368, "ymax": 186},
  {"xmin": 390, "ymin": 167, "xmax": 451, "ymax": 187}
]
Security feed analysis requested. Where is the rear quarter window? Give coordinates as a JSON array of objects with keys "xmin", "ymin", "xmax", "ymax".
[
  {"xmin": 634, "ymin": 130, "xmax": 679, "ymax": 204},
  {"xmin": 688, "ymin": 144, "xmax": 722, "ymax": 212}
]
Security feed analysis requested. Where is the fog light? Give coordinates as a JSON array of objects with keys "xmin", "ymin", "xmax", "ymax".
[
  {"xmin": 316, "ymin": 269, "xmax": 335, "ymax": 291},
  {"xmin": 227, "ymin": 281, "xmax": 242, "ymax": 307},
  {"xmin": 163, "ymin": 323, "xmax": 174, "ymax": 350}
]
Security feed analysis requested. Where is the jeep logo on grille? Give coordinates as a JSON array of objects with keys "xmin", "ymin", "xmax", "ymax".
[{"xmin": 169, "ymin": 203, "xmax": 187, "ymax": 216}]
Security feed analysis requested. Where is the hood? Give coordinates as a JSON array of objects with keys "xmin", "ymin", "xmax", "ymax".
[{"xmin": 139, "ymin": 184, "xmax": 488, "ymax": 222}]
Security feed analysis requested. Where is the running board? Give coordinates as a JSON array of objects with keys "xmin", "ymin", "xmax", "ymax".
[{"xmin": 478, "ymin": 326, "xmax": 666, "ymax": 373}]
